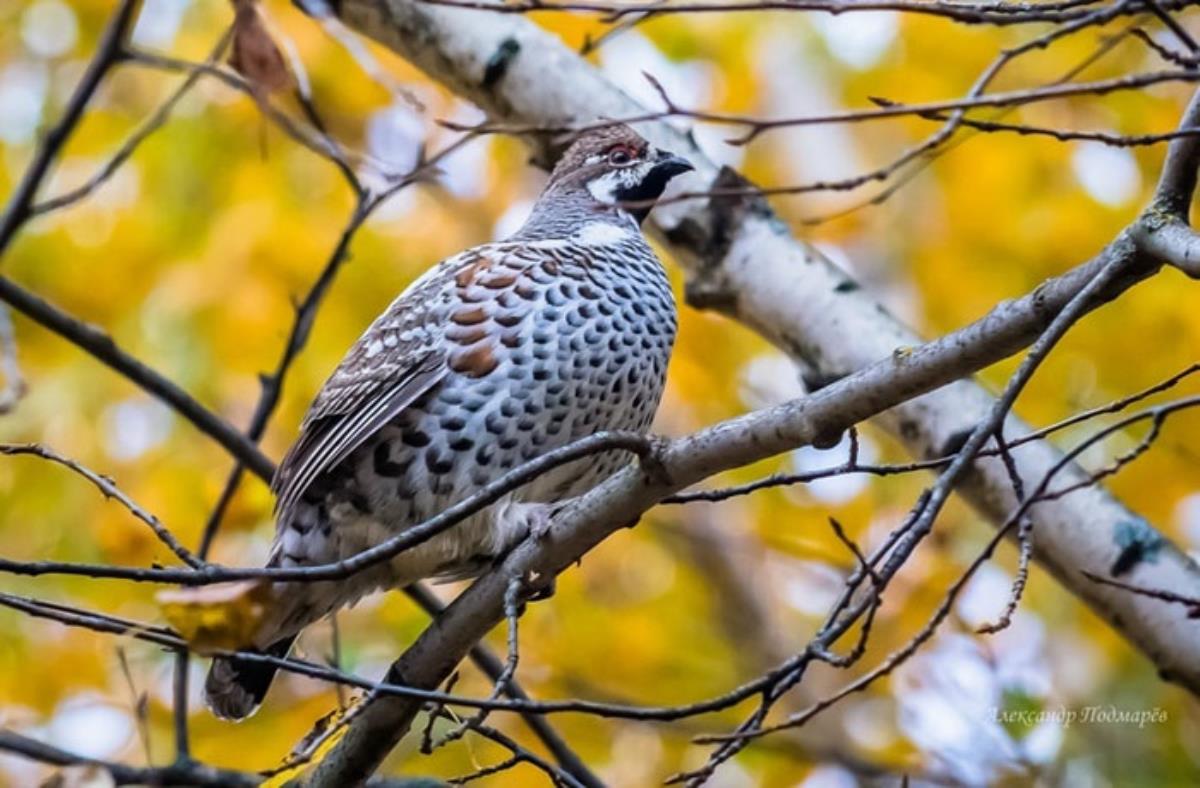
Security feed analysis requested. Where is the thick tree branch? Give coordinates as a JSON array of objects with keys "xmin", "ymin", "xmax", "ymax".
[{"xmin": 1133, "ymin": 217, "xmax": 1200, "ymax": 277}]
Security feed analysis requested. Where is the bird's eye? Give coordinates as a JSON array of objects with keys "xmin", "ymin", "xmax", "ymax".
[{"xmin": 608, "ymin": 147, "xmax": 634, "ymax": 165}]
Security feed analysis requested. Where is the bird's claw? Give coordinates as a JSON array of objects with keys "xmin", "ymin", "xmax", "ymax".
[
  {"xmin": 638, "ymin": 435, "xmax": 673, "ymax": 486},
  {"xmin": 520, "ymin": 502, "xmax": 561, "ymax": 542}
]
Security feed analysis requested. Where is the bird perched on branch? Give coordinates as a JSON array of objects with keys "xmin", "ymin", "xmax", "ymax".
[{"xmin": 203, "ymin": 124, "xmax": 692, "ymax": 719}]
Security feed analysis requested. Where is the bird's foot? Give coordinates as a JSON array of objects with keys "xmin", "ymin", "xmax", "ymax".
[
  {"xmin": 496, "ymin": 500, "xmax": 559, "ymax": 544},
  {"xmin": 638, "ymin": 435, "xmax": 673, "ymax": 486},
  {"xmin": 493, "ymin": 502, "xmax": 562, "ymax": 602},
  {"xmin": 524, "ymin": 503, "xmax": 556, "ymax": 541}
]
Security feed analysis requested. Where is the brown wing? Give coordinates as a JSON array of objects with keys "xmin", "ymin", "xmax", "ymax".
[{"xmin": 271, "ymin": 251, "xmax": 472, "ymax": 524}]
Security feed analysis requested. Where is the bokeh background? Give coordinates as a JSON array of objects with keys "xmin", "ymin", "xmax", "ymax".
[{"xmin": 2, "ymin": 0, "xmax": 1200, "ymax": 784}]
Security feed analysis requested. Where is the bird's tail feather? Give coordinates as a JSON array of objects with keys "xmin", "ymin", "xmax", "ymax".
[{"xmin": 204, "ymin": 635, "xmax": 297, "ymax": 721}]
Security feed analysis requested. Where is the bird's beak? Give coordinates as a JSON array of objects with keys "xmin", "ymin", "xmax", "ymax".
[{"xmin": 652, "ymin": 150, "xmax": 694, "ymax": 180}]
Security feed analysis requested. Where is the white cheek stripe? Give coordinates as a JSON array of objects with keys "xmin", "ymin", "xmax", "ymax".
[
  {"xmin": 586, "ymin": 163, "xmax": 654, "ymax": 204},
  {"xmin": 587, "ymin": 171, "xmax": 622, "ymax": 203}
]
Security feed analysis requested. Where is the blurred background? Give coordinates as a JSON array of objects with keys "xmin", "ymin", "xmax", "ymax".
[{"xmin": 1, "ymin": 0, "xmax": 1200, "ymax": 784}]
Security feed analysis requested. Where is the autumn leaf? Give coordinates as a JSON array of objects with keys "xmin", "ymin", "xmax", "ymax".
[
  {"xmin": 157, "ymin": 580, "xmax": 273, "ymax": 652},
  {"xmin": 229, "ymin": 0, "xmax": 291, "ymax": 97}
]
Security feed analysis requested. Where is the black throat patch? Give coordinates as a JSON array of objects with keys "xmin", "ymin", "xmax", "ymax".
[{"xmin": 614, "ymin": 168, "xmax": 677, "ymax": 224}]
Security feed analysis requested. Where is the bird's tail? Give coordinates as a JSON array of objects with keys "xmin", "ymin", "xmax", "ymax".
[{"xmin": 204, "ymin": 635, "xmax": 297, "ymax": 721}]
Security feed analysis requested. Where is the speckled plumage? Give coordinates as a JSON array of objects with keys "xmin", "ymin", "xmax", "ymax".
[{"xmin": 205, "ymin": 125, "xmax": 691, "ymax": 720}]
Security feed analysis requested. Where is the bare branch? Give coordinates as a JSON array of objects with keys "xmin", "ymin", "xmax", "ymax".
[
  {"xmin": 0, "ymin": 0, "xmax": 141, "ymax": 257},
  {"xmin": 1082, "ymin": 571, "xmax": 1200, "ymax": 616},
  {"xmin": 0, "ymin": 443, "xmax": 200, "ymax": 567},
  {"xmin": 1142, "ymin": 0, "xmax": 1199, "ymax": 52},
  {"xmin": 0, "ymin": 728, "xmax": 259, "ymax": 787},
  {"xmin": 30, "ymin": 31, "xmax": 236, "ymax": 217},
  {"xmin": 0, "ymin": 589, "xmax": 782, "ymax": 722},
  {"xmin": 697, "ymin": 393, "xmax": 1200, "ymax": 750},
  {"xmin": 412, "ymin": 0, "xmax": 1159, "ymax": 26},
  {"xmin": 0, "ymin": 275, "xmax": 276, "ymax": 481},
  {"xmin": 0, "ymin": 432, "xmax": 657, "ymax": 585}
]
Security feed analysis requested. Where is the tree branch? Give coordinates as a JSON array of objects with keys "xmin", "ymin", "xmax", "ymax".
[
  {"xmin": 0, "ymin": 728, "xmax": 259, "ymax": 787},
  {"xmin": 0, "ymin": 275, "xmax": 276, "ymax": 481},
  {"xmin": 0, "ymin": 443, "xmax": 200, "ymax": 567},
  {"xmin": 0, "ymin": 0, "xmax": 141, "ymax": 258}
]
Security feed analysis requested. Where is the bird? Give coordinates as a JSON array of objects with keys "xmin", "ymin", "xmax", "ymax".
[{"xmin": 204, "ymin": 124, "xmax": 693, "ymax": 720}]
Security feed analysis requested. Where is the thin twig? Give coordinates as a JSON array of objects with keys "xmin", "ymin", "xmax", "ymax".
[
  {"xmin": 0, "ymin": 432, "xmax": 658, "ymax": 585},
  {"xmin": 31, "ymin": 30, "xmax": 236, "ymax": 217},
  {"xmin": 1082, "ymin": 570, "xmax": 1200, "ymax": 615},
  {"xmin": 0, "ymin": 0, "xmax": 142, "ymax": 257},
  {"xmin": 0, "ymin": 443, "xmax": 200, "ymax": 567},
  {"xmin": 0, "ymin": 729, "xmax": 258, "ymax": 787}
]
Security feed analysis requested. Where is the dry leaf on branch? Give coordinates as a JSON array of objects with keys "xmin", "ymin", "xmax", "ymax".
[
  {"xmin": 157, "ymin": 579, "xmax": 273, "ymax": 652},
  {"xmin": 229, "ymin": 0, "xmax": 291, "ymax": 97}
]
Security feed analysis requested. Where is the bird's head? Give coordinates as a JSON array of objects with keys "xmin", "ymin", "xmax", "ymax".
[{"xmin": 544, "ymin": 124, "xmax": 693, "ymax": 224}]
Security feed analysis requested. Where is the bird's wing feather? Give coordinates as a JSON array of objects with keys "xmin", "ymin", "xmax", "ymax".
[
  {"xmin": 272, "ymin": 357, "xmax": 444, "ymax": 525},
  {"xmin": 271, "ymin": 247, "xmax": 504, "ymax": 524}
]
